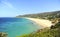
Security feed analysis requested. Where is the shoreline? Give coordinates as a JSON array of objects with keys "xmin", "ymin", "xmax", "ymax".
[{"xmin": 26, "ymin": 18, "xmax": 53, "ymax": 28}]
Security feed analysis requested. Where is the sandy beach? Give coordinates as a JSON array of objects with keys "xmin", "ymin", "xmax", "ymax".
[{"xmin": 26, "ymin": 18, "xmax": 53, "ymax": 28}]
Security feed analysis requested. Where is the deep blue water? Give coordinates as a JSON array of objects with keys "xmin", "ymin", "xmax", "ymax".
[{"xmin": 0, "ymin": 18, "xmax": 40, "ymax": 37}]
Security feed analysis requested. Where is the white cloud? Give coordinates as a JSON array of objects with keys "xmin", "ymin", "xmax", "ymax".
[
  {"xmin": 1, "ymin": 0, "xmax": 14, "ymax": 8},
  {"xmin": 3, "ymin": 2, "xmax": 13, "ymax": 8},
  {"xmin": 0, "ymin": 0, "xmax": 20, "ymax": 14}
]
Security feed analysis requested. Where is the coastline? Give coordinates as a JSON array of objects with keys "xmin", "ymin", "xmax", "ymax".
[{"xmin": 26, "ymin": 18, "xmax": 53, "ymax": 28}]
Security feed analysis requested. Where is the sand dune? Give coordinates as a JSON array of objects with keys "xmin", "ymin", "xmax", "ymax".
[{"xmin": 26, "ymin": 18, "xmax": 53, "ymax": 28}]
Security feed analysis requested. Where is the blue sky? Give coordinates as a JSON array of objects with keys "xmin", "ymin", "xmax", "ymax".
[{"xmin": 0, "ymin": 0, "xmax": 60, "ymax": 17}]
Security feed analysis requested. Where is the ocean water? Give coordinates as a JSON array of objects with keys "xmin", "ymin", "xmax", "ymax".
[{"xmin": 0, "ymin": 18, "xmax": 40, "ymax": 37}]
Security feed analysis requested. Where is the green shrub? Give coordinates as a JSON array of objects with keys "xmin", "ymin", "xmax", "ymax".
[{"xmin": 19, "ymin": 22, "xmax": 60, "ymax": 37}]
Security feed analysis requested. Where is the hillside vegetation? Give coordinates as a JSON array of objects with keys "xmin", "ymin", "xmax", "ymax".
[
  {"xmin": 17, "ymin": 11, "xmax": 60, "ymax": 37},
  {"xmin": 19, "ymin": 20, "xmax": 60, "ymax": 37}
]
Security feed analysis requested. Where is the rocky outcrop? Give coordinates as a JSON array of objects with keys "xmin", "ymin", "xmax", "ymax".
[{"xmin": 0, "ymin": 32, "xmax": 8, "ymax": 37}]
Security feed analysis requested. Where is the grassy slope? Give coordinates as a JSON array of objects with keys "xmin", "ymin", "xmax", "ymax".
[{"xmin": 19, "ymin": 22, "xmax": 60, "ymax": 37}]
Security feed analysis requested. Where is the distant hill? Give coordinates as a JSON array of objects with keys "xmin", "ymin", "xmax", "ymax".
[{"xmin": 16, "ymin": 11, "xmax": 60, "ymax": 19}]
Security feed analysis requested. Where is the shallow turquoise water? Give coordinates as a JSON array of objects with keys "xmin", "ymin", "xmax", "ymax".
[{"xmin": 0, "ymin": 18, "xmax": 40, "ymax": 37}]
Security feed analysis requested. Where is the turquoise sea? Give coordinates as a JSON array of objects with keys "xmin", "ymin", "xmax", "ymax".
[{"xmin": 0, "ymin": 18, "xmax": 41, "ymax": 37}]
